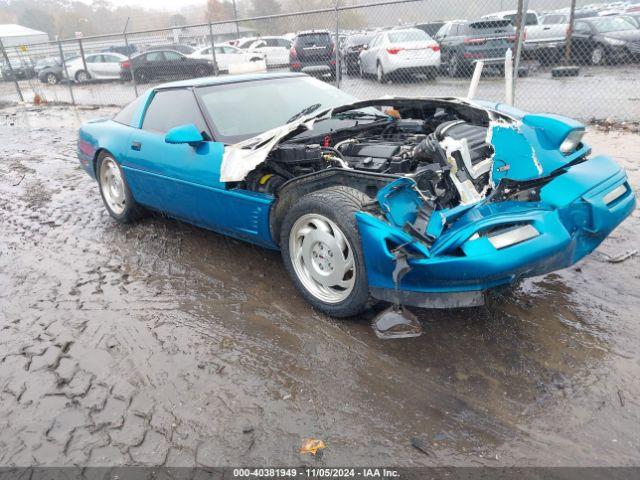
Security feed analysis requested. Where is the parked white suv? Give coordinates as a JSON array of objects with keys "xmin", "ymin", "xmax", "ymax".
[{"xmin": 359, "ymin": 28, "xmax": 441, "ymax": 83}]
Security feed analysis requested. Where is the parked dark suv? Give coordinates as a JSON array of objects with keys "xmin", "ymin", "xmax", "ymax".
[
  {"xmin": 290, "ymin": 30, "xmax": 336, "ymax": 78},
  {"xmin": 434, "ymin": 19, "xmax": 516, "ymax": 76}
]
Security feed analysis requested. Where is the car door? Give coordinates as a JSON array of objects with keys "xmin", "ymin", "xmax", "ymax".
[
  {"xmin": 144, "ymin": 51, "xmax": 165, "ymax": 78},
  {"xmin": 123, "ymin": 88, "xmax": 225, "ymax": 223},
  {"xmin": 84, "ymin": 54, "xmax": 103, "ymax": 78},
  {"xmin": 161, "ymin": 51, "xmax": 186, "ymax": 77},
  {"xmin": 101, "ymin": 54, "xmax": 123, "ymax": 79},
  {"xmin": 122, "ymin": 87, "xmax": 274, "ymax": 246}
]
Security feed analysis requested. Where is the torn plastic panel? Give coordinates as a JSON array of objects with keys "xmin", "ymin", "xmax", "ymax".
[{"xmin": 356, "ymin": 153, "xmax": 635, "ymax": 309}]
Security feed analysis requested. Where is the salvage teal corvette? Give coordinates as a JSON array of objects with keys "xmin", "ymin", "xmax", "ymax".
[{"xmin": 78, "ymin": 73, "xmax": 635, "ymax": 317}]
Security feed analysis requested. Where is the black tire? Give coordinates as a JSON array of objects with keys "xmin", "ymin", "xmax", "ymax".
[
  {"xmin": 96, "ymin": 152, "xmax": 143, "ymax": 224},
  {"xmin": 134, "ymin": 68, "xmax": 148, "ymax": 83},
  {"xmin": 280, "ymin": 186, "xmax": 371, "ymax": 318},
  {"xmin": 376, "ymin": 61, "xmax": 386, "ymax": 83},
  {"xmin": 75, "ymin": 70, "xmax": 90, "ymax": 83},
  {"xmin": 591, "ymin": 45, "xmax": 607, "ymax": 66},
  {"xmin": 447, "ymin": 53, "xmax": 461, "ymax": 77},
  {"xmin": 195, "ymin": 64, "xmax": 210, "ymax": 77},
  {"xmin": 45, "ymin": 72, "xmax": 59, "ymax": 85}
]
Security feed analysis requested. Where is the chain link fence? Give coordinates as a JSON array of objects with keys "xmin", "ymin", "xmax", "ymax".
[{"xmin": 1, "ymin": 0, "xmax": 639, "ymax": 120}]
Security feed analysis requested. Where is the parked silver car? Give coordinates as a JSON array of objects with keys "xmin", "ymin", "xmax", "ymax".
[{"xmin": 359, "ymin": 28, "xmax": 441, "ymax": 82}]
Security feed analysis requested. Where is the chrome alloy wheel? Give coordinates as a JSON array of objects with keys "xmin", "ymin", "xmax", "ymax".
[
  {"xmin": 289, "ymin": 213, "xmax": 356, "ymax": 304},
  {"xmin": 99, "ymin": 157, "xmax": 126, "ymax": 215}
]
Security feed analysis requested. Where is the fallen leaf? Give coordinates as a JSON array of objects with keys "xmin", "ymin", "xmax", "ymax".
[{"xmin": 300, "ymin": 438, "xmax": 325, "ymax": 455}]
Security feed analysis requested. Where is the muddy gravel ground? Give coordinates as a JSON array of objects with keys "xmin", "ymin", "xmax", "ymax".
[{"xmin": 0, "ymin": 105, "xmax": 639, "ymax": 468}]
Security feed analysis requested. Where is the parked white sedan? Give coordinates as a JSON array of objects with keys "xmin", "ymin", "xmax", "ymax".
[
  {"xmin": 359, "ymin": 28, "xmax": 441, "ymax": 83},
  {"xmin": 65, "ymin": 52, "xmax": 127, "ymax": 83}
]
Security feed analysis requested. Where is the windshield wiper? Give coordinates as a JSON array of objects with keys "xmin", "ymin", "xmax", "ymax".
[
  {"xmin": 286, "ymin": 103, "xmax": 322, "ymax": 124},
  {"xmin": 333, "ymin": 110, "xmax": 390, "ymax": 120}
]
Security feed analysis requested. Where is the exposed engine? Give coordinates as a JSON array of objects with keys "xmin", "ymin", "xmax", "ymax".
[{"xmin": 244, "ymin": 109, "xmax": 496, "ymax": 210}]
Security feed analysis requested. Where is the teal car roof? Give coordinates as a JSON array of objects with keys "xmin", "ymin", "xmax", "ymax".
[{"xmin": 155, "ymin": 72, "xmax": 307, "ymax": 90}]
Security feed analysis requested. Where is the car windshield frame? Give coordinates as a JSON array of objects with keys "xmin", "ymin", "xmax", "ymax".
[{"xmin": 194, "ymin": 76, "xmax": 362, "ymax": 144}]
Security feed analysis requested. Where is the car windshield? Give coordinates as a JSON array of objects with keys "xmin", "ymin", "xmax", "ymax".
[
  {"xmin": 388, "ymin": 30, "xmax": 430, "ymax": 43},
  {"xmin": 591, "ymin": 16, "xmax": 636, "ymax": 32},
  {"xmin": 197, "ymin": 76, "xmax": 361, "ymax": 144},
  {"xmin": 297, "ymin": 34, "xmax": 331, "ymax": 46},
  {"xmin": 347, "ymin": 34, "xmax": 374, "ymax": 45}
]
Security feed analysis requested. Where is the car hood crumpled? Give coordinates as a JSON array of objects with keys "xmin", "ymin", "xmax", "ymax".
[{"xmin": 220, "ymin": 113, "xmax": 329, "ymax": 182}]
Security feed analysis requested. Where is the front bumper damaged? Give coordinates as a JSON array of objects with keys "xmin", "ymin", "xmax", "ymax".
[{"xmin": 356, "ymin": 154, "xmax": 636, "ymax": 308}]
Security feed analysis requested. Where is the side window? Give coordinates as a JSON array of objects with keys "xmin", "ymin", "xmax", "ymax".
[
  {"xmin": 435, "ymin": 24, "xmax": 448, "ymax": 39},
  {"xmin": 86, "ymin": 55, "xmax": 102, "ymax": 63},
  {"xmin": 574, "ymin": 21, "xmax": 590, "ymax": 33},
  {"xmin": 141, "ymin": 89, "xmax": 208, "ymax": 135},
  {"xmin": 113, "ymin": 94, "xmax": 145, "ymax": 126},
  {"xmin": 222, "ymin": 46, "xmax": 236, "ymax": 53},
  {"xmin": 103, "ymin": 54, "xmax": 120, "ymax": 63},
  {"xmin": 164, "ymin": 51, "xmax": 182, "ymax": 61},
  {"xmin": 146, "ymin": 51, "xmax": 164, "ymax": 62},
  {"xmin": 277, "ymin": 39, "xmax": 291, "ymax": 48},
  {"xmin": 202, "ymin": 47, "xmax": 211, "ymax": 55}
]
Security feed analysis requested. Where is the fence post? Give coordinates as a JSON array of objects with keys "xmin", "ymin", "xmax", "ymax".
[
  {"xmin": 0, "ymin": 38, "xmax": 24, "ymax": 102},
  {"xmin": 78, "ymin": 38, "xmax": 89, "ymax": 81},
  {"xmin": 512, "ymin": 0, "xmax": 529, "ymax": 105},
  {"xmin": 564, "ymin": 0, "xmax": 578, "ymax": 64},
  {"xmin": 208, "ymin": 20, "xmax": 220, "ymax": 76},
  {"xmin": 57, "ymin": 39, "xmax": 76, "ymax": 106},
  {"xmin": 232, "ymin": 0, "xmax": 241, "ymax": 40},
  {"xmin": 123, "ymin": 18, "xmax": 138, "ymax": 98},
  {"xmin": 334, "ymin": 1, "xmax": 341, "ymax": 88}
]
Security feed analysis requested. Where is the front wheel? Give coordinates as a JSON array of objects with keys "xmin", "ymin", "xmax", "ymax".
[
  {"xmin": 280, "ymin": 187, "xmax": 371, "ymax": 318},
  {"xmin": 591, "ymin": 46, "xmax": 607, "ymax": 65},
  {"xmin": 45, "ymin": 72, "xmax": 59, "ymax": 85},
  {"xmin": 97, "ymin": 152, "xmax": 142, "ymax": 223}
]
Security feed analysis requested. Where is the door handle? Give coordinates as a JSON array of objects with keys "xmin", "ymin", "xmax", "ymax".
[{"xmin": 131, "ymin": 141, "xmax": 142, "ymax": 151}]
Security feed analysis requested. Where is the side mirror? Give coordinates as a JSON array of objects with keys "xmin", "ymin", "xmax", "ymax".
[
  {"xmin": 165, "ymin": 124, "xmax": 204, "ymax": 145},
  {"xmin": 362, "ymin": 44, "xmax": 369, "ymax": 50}
]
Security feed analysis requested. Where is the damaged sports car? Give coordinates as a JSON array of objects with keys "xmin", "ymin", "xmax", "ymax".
[{"xmin": 78, "ymin": 73, "xmax": 635, "ymax": 318}]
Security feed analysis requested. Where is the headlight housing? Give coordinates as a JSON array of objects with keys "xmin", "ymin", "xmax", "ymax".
[{"xmin": 559, "ymin": 128, "xmax": 586, "ymax": 154}]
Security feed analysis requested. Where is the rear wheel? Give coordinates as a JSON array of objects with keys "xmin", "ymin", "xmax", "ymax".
[
  {"xmin": 134, "ymin": 68, "xmax": 148, "ymax": 83},
  {"xmin": 447, "ymin": 54, "xmax": 461, "ymax": 77},
  {"xmin": 195, "ymin": 64, "xmax": 209, "ymax": 77},
  {"xmin": 376, "ymin": 62, "xmax": 386, "ymax": 83},
  {"xmin": 75, "ymin": 70, "xmax": 90, "ymax": 83},
  {"xmin": 280, "ymin": 186, "xmax": 371, "ymax": 318},
  {"xmin": 97, "ymin": 152, "xmax": 142, "ymax": 223}
]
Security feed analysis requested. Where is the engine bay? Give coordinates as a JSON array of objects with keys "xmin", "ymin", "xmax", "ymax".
[{"xmin": 243, "ymin": 103, "xmax": 499, "ymax": 210}]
